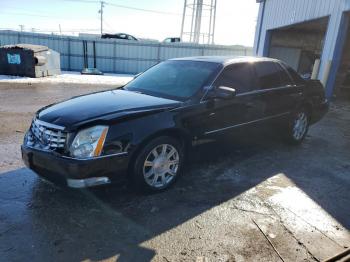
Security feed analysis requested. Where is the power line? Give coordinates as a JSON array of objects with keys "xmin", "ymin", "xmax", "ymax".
[
  {"xmin": 0, "ymin": 11, "xmax": 58, "ymax": 18},
  {"xmin": 105, "ymin": 2, "xmax": 181, "ymax": 16},
  {"xmin": 103, "ymin": 19, "xmax": 115, "ymax": 32},
  {"xmin": 1, "ymin": 1, "xmax": 183, "ymax": 37},
  {"xmin": 62, "ymin": 0, "xmax": 98, "ymax": 3},
  {"xmin": 0, "ymin": 27, "xmax": 100, "ymax": 32},
  {"xmin": 0, "ymin": 10, "xmax": 91, "ymax": 20},
  {"xmin": 64, "ymin": 0, "xmax": 181, "ymax": 16},
  {"xmin": 2, "ymin": 1, "xmax": 183, "ymax": 20}
]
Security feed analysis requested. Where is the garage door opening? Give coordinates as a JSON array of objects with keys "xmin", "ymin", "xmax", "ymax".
[{"xmin": 267, "ymin": 17, "xmax": 329, "ymax": 79}]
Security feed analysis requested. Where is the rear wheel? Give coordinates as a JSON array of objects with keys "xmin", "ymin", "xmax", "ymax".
[
  {"xmin": 286, "ymin": 108, "xmax": 310, "ymax": 144},
  {"xmin": 132, "ymin": 136, "xmax": 184, "ymax": 191}
]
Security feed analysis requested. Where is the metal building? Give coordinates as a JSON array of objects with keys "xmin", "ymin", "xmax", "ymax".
[{"xmin": 254, "ymin": 0, "xmax": 350, "ymax": 98}]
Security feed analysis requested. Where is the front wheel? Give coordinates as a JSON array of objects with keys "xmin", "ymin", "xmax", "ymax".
[
  {"xmin": 285, "ymin": 108, "xmax": 310, "ymax": 144},
  {"xmin": 132, "ymin": 136, "xmax": 184, "ymax": 192}
]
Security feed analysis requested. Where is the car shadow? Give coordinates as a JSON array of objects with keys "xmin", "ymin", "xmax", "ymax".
[{"xmin": 1, "ymin": 127, "xmax": 349, "ymax": 261}]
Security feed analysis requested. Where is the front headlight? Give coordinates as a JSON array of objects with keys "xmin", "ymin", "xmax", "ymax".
[{"xmin": 70, "ymin": 125, "xmax": 109, "ymax": 159}]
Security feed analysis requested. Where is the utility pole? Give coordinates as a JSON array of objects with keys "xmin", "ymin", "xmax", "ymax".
[
  {"xmin": 19, "ymin": 25, "xmax": 24, "ymax": 32},
  {"xmin": 59, "ymin": 24, "xmax": 62, "ymax": 35},
  {"xmin": 98, "ymin": 1, "xmax": 105, "ymax": 36}
]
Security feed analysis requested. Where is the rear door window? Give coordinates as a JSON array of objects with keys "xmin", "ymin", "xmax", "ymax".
[
  {"xmin": 276, "ymin": 63, "xmax": 294, "ymax": 86},
  {"xmin": 282, "ymin": 63, "xmax": 305, "ymax": 85},
  {"xmin": 254, "ymin": 62, "xmax": 282, "ymax": 89},
  {"xmin": 215, "ymin": 63, "xmax": 255, "ymax": 94}
]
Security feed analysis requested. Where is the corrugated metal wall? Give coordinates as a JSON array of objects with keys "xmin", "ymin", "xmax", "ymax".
[
  {"xmin": 0, "ymin": 30, "xmax": 252, "ymax": 74},
  {"xmin": 255, "ymin": 0, "xmax": 350, "ymax": 57},
  {"xmin": 254, "ymin": 0, "xmax": 350, "ymax": 96}
]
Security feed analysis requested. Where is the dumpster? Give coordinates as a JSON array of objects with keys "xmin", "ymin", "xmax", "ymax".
[{"xmin": 0, "ymin": 44, "xmax": 61, "ymax": 77}]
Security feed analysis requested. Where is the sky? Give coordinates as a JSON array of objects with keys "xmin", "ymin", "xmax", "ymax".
[{"xmin": 0, "ymin": 0, "xmax": 259, "ymax": 47}]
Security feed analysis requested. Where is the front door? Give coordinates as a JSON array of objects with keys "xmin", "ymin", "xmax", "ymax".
[{"xmin": 199, "ymin": 63, "xmax": 265, "ymax": 136}]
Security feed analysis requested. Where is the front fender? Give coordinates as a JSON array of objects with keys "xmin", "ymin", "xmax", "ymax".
[{"xmin": 102, "ymin": 110, "xmax": 190, "ymax": 156}]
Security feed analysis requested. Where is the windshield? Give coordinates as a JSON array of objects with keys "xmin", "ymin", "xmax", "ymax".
[{"xmin": 125, "ymin": 60, "xmax": 222, "ymax": 101}]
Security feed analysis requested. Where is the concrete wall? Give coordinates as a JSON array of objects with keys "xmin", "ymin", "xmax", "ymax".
[
  {"xmin": 0, "ymin": 30, "xmax": 253, "ymax": 74},
  {"xmin": 254, "ymin": 0, "xmax": 350, "ymax": 96}
]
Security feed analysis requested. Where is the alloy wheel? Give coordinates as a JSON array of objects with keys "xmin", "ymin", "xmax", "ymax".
[
  {"xmin": 143, "ymin": 144, "xmax": 179, "ymax": 188},
  {"xmin": 293, "ymin": 112, "xmax": 308, "ymax": 140}
]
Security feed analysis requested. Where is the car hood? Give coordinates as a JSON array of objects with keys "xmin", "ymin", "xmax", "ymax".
[{"xmin": 37, "ymin": 89, "xmax": 181, "ymax": 130}]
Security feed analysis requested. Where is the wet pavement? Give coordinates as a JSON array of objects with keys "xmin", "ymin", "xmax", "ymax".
[{"xmin": 0, "ymin": 82, "xmax": 350, "ymax": 261}]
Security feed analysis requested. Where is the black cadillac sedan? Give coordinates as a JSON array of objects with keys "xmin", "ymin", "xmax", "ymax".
[{"xmin": 22, "ymin": 56, "xmax": 329, "ymax": 191}]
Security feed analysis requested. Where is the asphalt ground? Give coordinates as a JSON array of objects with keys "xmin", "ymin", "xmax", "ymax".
[{"xmin": 0, "ymin": 82, "xmax": 349, "ymax": 261}]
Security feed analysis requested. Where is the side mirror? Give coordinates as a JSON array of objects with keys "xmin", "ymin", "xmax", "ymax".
[{"xmin": 207, "ymin": 86, "xmax": 236, "ymax": 100}]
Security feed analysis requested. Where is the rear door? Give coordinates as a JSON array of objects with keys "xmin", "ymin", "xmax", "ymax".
[
  {"xmin": 254, "ymin": 61, "xmax": 301, "ymax": 118},
  {"xmin": 276, "ymin": 62, "xmax": 304, "ymax": 111}
]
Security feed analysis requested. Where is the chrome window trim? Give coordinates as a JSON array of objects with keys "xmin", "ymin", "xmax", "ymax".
[
  {"xmin": 200, "ymin": 63, "xmax": 299, "ymax": 103},
  {"xmin": 235, "ymin": 84, "xmax": 297, "ymax": 97},
  {"xmin": 201, "ymin": 84, "xmax": 297, "ymax": 101},
  {"xmin": 204, "ymin": 112, "xmax": 290, "ymax": 135}
]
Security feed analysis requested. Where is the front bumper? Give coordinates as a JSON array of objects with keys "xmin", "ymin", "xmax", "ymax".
[{"xmin": 21, "ymin": 145, "xmax": 129, "ymax": 188}]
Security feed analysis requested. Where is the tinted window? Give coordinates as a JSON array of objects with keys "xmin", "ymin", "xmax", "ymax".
[
  {"xmin": 282, "ymin": 63, "xmax": 305, "ymax": 85},
  {"xmin": 125, "ymin": 60, "xmax": 222, "ymax": 101},
  {"xmin": 276, "ymin": 63, "xmax": 294, "ymax": 86},
  {"xmin": 214, "ymin": 63, "xmax": 254, "ymax": 94},
  {"xmin": 254, "ymin": 62, "xmax": 282, "ymax": 89}
]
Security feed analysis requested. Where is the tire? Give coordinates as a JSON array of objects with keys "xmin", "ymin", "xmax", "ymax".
[
  {"xmin": 285, "ymin": 107, "xmax": 310, "ymax": 145},
  {"xmin": 131, "ymin": 136, "xmax": 184, "ymax": 192}
]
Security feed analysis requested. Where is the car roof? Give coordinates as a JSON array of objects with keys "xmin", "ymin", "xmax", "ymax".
[{"xmin": 170, "ymin": 56, "xmax": 279, "ymax": 66}]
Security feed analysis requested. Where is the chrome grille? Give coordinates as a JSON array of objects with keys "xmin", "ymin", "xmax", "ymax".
[{"xmin": 28, "ymin": 119, "xmax": 67, "ymax": 150}]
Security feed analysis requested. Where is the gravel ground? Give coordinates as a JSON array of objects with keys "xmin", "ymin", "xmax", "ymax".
[
  {"xmin": 0, "ymin": 81, "xmax": 127, "ymax": 173},
  {"xmin": 0, "ymin": 81, "xmax": 349, "ymax": 261}
]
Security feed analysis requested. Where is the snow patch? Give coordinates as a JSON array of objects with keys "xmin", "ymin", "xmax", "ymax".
[{"xmin": 0, "ymin": 71, "xmax": 134, "ymax": 86}]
